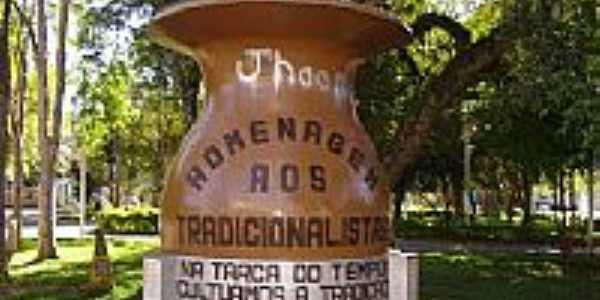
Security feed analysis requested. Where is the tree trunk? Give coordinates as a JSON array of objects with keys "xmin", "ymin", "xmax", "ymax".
[
  {"xmin": 507, "ymin": 175, "xmax": 519, "ymax": 224},
  {"xmin": 392, "ymin": 180, "xmax": 406, "ymax": 222},
  {"xmin": 451, "ymin": 167, "xmax": 464, "ymax": 218},
  {"xmin": 568, "ymin": 170, "xmax": 576, "ymax": 222},
  {"xmin": 35, "ymin": 0, "xmax": 69, "ymax": 260},
  {"xmin": 172, "ymin": 55, "xmax": 200, "ymax": 130},
  {"xmin": 0, "ymin": 0, "xmax": 13, "ymax": 281},
  {"xmin": 11, "ymin": 99, "xmax": 24, "ymax": 252},
  {"xmin": 442, "ymin": 178, "xmax": 451, "ymax": 227},
  {"xmin": 107, "ymin": 136, "xmax": 119, "ymax": 207},
  {"xmin": 36, "ymin": 0, "xmax": 57, "ymax": 260},
  {"xmin": 559, "ymin": 169, "xmax": 566, "ymax": 229},
  {"xmin": 11, "ymin": 0, "xmax": 28, "ymax": 251},
  {"xmin": 521, "ymin": 171, "xmax": 532, "ymax": 227},
  {"xmin": 79, "ymin": 152, "xmax": 87, "ymax": 238},
  {"xmin": 51, "ymin": 0, "xmax": 69, "ymax": 165},
  {"xmin": 182, "ymin": 80, "xmax": 199, "ymax": 130},
  {"xmin": 553, "ymin": 173, "xmax": 558, "ymax": 223},
  {"xmin": 507, "ymin": 188, "xmax": 515, "ymax": 224},
  {"xmin": 495, "ymin": 183, "xmax": 502, "ymax": 219},
  {"xmin": 587, "ymin": 152, "xmax": 595, "ymax": 256}
]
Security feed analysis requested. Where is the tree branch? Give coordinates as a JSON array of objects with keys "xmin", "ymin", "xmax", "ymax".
[
  {"xmin": 11, "ymin": 0, "xmax": 38, "ymax": 53},
  {"xmin": 409, "ymin": 13, "xmax": 472, "ymax": 50},
  {"xmin": 383, "ymin": 24, "xmax": 515, "ymax": 184},
  {"xmin": 396, "ymin": 47, "xmax": 422, "ymax": 81}
]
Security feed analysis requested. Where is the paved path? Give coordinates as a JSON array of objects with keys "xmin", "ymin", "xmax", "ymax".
[
  {"xmin": 104, "ymin": 234, "xmax": 158, "ymax": 241},
  {"xmin": 21, "ymin": 225, "xmax": 159, "ymax": 241},
  {"xmin": 397, "ymin": 238, "xmax": 600, "ymax": 255},
  {"xmin": 5, "ymin": 222, "xmax": 159, "ymax": 241},
  {"xmin": 5, "ymin": 225, "xmax": 96, "ymax": 240}
]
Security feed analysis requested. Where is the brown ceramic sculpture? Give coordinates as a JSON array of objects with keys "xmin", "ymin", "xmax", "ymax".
[{"xmin": 150, "ymin": 0, "xmax": 409, "ymax": 260}]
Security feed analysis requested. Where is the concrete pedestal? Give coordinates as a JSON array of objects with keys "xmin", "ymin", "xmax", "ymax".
[
  {"xmin": 389, "ymin": 250, "xmax": 419, "ymax": 300},
  {"xmin": 143, "ymin": 250, "xmax": 418, "ymax": 300}
]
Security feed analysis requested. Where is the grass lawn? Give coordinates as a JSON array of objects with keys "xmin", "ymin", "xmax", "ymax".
[
  {"xmin": 1, "ymin": 238, "xmax": 159, "ymax": 300},
  {"xmin": 1, "ymin": 239, "xmax": 599, "ymax": 299},
  {"xmin": 421, "ymin": 252, "xmax": 600, "ymax": 300}
]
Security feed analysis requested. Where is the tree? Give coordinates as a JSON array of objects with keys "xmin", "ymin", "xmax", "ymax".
[
  {"xmin": 35, "ymin": 0, "xmax": 57, "ymax": 260},
  {"xmin": 77, "ymin": 0, "xmax": 200, "ymax": 128},
  {"xmin": 381, "ymin": 2, "xmax": 518, "ymax": 186},
  {"xmin": 352, "ymin": 0, "xmax": 599, "ymax": 229},
  {"xmin": 76, "ymin": 0, "xmax": 195, "ymax": 203},
  {"xmin": 356, "ymin": 0, "xmax": 509, "ymax": 217},
  {"xmin": 34, "ymin": 0, "xmax": 70, "ymax": 260},
  {"xmin": 10, "ymin": 0, "xmax": 29, "ymax": 251},
  {"xmin": 465, "ymin": 0, "xmax": 599, "ymax": 225},
  {"xmin": 0, "ymin": 0, "xmax": 13, "ymax": 281},
  {"xmin": 53, "ymin": 0, "xmax": 70, "ymax": 183},
  {"xmin": 77, "ymin": 61, "xmax": 186, "ymax": 205}
]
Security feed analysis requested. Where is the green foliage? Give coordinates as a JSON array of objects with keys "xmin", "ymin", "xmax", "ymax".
[
  {"xmin": 78, "ymin": 62, "xmax": 135, "ymax": 155},
  {"xmin": 76, "ymin": 0, "xmax": 197, "ymax": 200},
  {"xmin": 77, "ymin": 58, "xmax": 187, "ymax": 197},
  {"xmin": 460, "ymin": 0, "xmax": 505, "ymax": 41},
  {"xmin": 470, "ymin": 0, "xmax": 599, "ymax": 191},
  {"xmin": 357, "ymin": 50, "xmax": 419, "ymax": 151},
  {"xmin": 96, "ymin": 205, "xmax": 159, "ymax": 234},
  {"xmin": 365, "ymin": 0, "xmax": 600, "ymax": 219},
  {"xmin": 390, "ymin": 0, "xmax": 429, "ymax": 23}
]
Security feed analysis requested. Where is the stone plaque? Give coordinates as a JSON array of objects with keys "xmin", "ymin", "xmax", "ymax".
[{"xmin": 173, "ymin": 256, "xmax": 389, "ymax": 300}]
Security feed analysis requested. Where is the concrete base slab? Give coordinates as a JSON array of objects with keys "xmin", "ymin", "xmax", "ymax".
[{"xmin": 143, "ymin": 250, "xmax": 418, "ymax": 300}]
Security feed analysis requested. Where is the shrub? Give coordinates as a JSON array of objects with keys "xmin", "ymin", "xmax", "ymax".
[
  {"xmin": 395, "ymin": 212, "xmax": 573, "ymax": 244},
  {"xmin": 97, "ymin": 205, "xmax": 159, "ymax": 234}
]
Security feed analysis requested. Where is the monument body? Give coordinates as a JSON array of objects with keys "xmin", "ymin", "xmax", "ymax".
[{"xmin": 144, "ymin": 1, "xmax": 416, "ymax": 299}]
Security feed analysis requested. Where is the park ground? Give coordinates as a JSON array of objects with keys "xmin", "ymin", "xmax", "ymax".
[{"xmin": 0, "ymin": 238, "xmax": 599, "ymax": 300}]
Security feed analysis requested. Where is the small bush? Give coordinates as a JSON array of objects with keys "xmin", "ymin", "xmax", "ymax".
[
  {"xmin": 395, "ymin": 212, "xmax": 578, "ymax": 244},
  {"xmin": 97, "ymin": 205, "xmax": 159, "ymax": 234}
]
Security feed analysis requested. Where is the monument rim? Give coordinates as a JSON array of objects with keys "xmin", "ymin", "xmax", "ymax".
[{"xmin": 148, "ymin": 0, "xmax": 411, "ymax": 58}]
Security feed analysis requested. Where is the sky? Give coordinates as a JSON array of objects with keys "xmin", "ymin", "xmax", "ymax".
[{"xmin": 433, "ymin": 0, "xmax": 488, "ymax": 19}]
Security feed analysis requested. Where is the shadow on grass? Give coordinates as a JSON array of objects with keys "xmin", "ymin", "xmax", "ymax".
[
  {"xmin": 1, "ymin": 241, "xmax": 155, "ymax": 300},
  {"xmin": 10, "ymin": 258, "xmax": 46, "ymax": 271},
  {"xmin": 422, "ymin": 252, "xmax": 600, "ymax": 279},
  {"xmin": 419, "ymin": 252, "xmax": 600, "ymax": 300}
]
